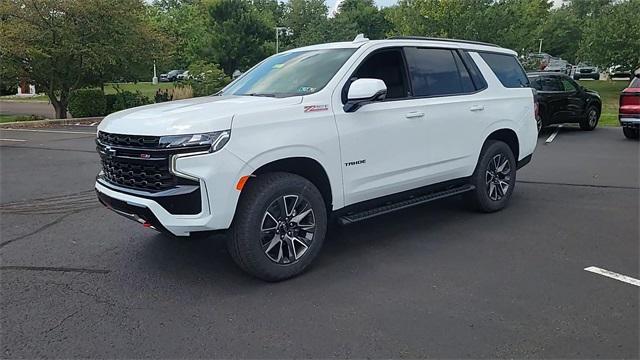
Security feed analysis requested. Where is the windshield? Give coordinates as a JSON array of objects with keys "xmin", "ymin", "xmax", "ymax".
[{"xmin": 222, "ymin": 48, "xmax": 356, "ymax": 97}]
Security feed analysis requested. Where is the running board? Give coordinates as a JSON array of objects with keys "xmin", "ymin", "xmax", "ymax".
[{"xmin": 338, "ymin": 184, "xmax": 475, "ymax": 225}]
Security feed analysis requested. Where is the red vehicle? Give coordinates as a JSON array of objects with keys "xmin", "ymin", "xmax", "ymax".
[{"xmin": 619, "ymin": 73, "xmax": 640, "ymax": 139}]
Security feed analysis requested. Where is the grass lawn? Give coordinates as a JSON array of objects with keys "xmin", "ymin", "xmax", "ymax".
[
  {"xmin": 577, "ymin": 79, "xmax": 627, "ymax": 126},
  {"xmin": 0, "ymin": 114, "xmax": 44, "ymax": 123}
]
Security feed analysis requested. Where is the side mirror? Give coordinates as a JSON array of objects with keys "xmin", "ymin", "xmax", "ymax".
[{"xmin": 344, "ymin": 78, "xmax": 387, "ymax": 113}]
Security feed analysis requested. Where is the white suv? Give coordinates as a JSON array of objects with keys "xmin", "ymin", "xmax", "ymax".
[{"xmin": 96, "ymin": 36, "xmax": 537, "ymax": 281}]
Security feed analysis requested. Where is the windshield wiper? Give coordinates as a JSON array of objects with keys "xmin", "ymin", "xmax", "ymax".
[{"xmin": 246, "ymin": 93, "xmax": 276, "ymax": 97}]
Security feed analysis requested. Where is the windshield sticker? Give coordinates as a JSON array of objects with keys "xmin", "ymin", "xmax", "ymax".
[
  {"xmin": 298, "ymin": 86, "xmax": 315, "ymax": 93},
  {"xmin": 272, "ymin": 63, "xmax": 285, "ymax": 69},
  {"xmin": 304, "ymin": 105, "xmax": 328, "ymax": 112}
]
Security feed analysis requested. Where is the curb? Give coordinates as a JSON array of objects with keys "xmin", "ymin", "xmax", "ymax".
[{"xmin": 0, "ymin": 117, "xmax": 103, "ymax": 128}]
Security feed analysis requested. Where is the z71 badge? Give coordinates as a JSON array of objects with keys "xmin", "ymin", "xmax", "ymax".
[{"xmin": 304, "ymin": 105, "xmax": 328, "ymax": 112}]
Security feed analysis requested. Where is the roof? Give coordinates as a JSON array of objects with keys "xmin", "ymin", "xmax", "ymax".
[{"xmin": 286, "ymin": 36, "xmax": 516, "ymax": 56}]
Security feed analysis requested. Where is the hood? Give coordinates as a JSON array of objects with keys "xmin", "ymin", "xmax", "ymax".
[{"xmin": 98, "ymin": 95, "xmax": 302, "ymax": 136}]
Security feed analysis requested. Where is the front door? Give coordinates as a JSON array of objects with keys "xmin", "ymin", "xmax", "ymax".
[
  {"xmin": 333, "ymin": 48, "xmax": 430, "ymax": 205},
  {"xmin": 561, "ymin": 77, "xmax": 586, "ymax": 120}
]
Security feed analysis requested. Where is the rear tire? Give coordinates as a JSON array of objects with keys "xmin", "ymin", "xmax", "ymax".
[
  {"xmin": 465, "ymin": 140, "xmax": 517, "ymax": 213},
  {"xmin": 623, "ymin": 127, "xmax": 639, "ymax": 140},
  {"xmin": 580, "ymin": 106, "xmax": 599, "ymax": 131},
  {"xmin": 227, "ymin": 172, "xmax": 327, "ymax": 281}
]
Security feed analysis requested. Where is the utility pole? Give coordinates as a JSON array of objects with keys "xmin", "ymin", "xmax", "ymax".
[{"xmin": 538, "ymin": 39, "xmax": 543, "ymax": 53}]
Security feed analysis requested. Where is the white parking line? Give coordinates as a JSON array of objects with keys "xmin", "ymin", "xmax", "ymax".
[
  {"xmin": 545, "ymin": 125, "xmax": 562, "ymax": 144},
  {"xmin": 0, "ymin": 128, "xmax": 94, "ymax": 135},
  {"xmin": 0, "ymin": 138, "xmax": 26, "ymax": 142},
  {"xmin": 584, "ymin": 266, "xmax": 640, "ymax": 287}
]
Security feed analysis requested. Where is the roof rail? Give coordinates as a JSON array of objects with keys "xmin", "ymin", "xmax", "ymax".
[
  {"xmin": 352, "ymin": 33, "xmax": 369, "ymax": 43},
  {"xmin": 388, "ymin": 36, "xmax": 499, "ymax": 48}
]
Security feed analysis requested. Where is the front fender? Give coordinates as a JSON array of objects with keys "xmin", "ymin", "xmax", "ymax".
[{"xmin": 230, "ymin": 145, "xmax": 345, "ymax": 210}]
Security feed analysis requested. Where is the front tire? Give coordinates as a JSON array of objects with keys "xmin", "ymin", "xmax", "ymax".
[
  {"xmin": 580, "ymin": 106, "xmax": 599, "ymax": 131},
  {"xmin": 623, "ymin": 127, "xmax": 639, "ymax": 140},
  {"xmin": 228, "ymin": 172, "xmax": 327, "ymax": 281},
  {"xmin": 465, "ymin": 140, "xmax": 517, "ymax": 213}
]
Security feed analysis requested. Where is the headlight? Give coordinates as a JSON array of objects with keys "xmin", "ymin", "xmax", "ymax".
[{"xmin": 159, "ymin": 130, "xmax": 230, "ymax": 152}]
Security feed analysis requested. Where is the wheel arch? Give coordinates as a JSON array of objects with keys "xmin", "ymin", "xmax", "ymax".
[
  {"xmin": 485, "ymin": 128, "xmax": 520, "ymax": 161},
  {"xmin": 251, "ymin": 157, "xmax": 334, "ymax": 211}
]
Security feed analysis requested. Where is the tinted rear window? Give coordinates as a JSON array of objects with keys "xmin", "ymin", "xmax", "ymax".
[
  {"xmin": 480, "ymin": 53, "xmax": 529, "ymax": 88},
  {"xmin": 404, "ymin": 47, "xmax": 477, "ymax": 97}
]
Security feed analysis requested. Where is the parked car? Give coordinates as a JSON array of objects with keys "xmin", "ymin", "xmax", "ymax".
[
  {"xmin": 619, "ymin": 74, "xmax": 640, "ymax": 139},
  {"xmin": 544, "ymin": 59, "xmax": 569, "ymax": 74},
  {"xmin": 95, "ymin": 35, "xmax": 537, "ymax": 281},
  {"xmin": 573, "ymin": 63, "xmax": 600, "ymax": 80},
  {"xmin": 528, "ymin": 72, "xmax": 601, "ymax": 131},
  {"xmin": 608, "ymin": 65, "xmax": 634, "ymax": 80},
  {"xmin": 176, "ymin": 71, "xmax": 190, "ymax": 81},
  {"xmin": 159, "ymin": 69, "xmax": 185, "ymax": 82}
]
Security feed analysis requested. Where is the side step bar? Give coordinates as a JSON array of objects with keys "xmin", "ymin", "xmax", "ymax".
[{"xmin": 338, "ymin": 184, "xmax": 475, "ymax": 225}]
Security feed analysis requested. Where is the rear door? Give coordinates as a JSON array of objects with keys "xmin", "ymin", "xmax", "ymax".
[
  {"xmin": 401, "ymin": 47, "xmax": 487, "ymax": 181},
  {"xmin": 539, "ymin": 76, "xmax": 568, "ymax": 123}
]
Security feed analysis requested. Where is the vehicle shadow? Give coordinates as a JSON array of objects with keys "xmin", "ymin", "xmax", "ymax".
[{"xmin": 137, "ymin": 193, "xmax": 500, "ymax": 287}]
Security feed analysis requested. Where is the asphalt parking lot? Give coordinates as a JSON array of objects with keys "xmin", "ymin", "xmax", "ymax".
[{"xmin": 1, "ymin": 125, "xmax": 638, "ymax": 358}]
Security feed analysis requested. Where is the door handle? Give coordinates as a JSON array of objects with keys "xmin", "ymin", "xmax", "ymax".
[
  {"xmin": 469, "ymin": 105, "xmax": 485, "ymax": 112},
  {"xmin": 405, "ymin": 111, "xmax": 425, "ymax": 119}
]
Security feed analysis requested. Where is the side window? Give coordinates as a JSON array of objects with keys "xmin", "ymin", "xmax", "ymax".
[
  {"xmin": 540, "ymin": 77, "xmax": 563, "ymax": 91},
  {"xmin": 453, "ymin": 52, "xmax": 475, "ymax": 93},
  {"xmin": 562, "ymin": 78, "xmax": 577, "ymax": 92},
  {"xmin": 479, "ymin": 52, "xmax": 529, "ymax": 88},
  {"xmin": 460, "ymin": 50, "xmax": 488, "ymax": 90},
  {"xmin": 529, "ymin": 77, "xmax": 543, "ymax": 91},
  {"xmin": 351, "ymin": 49, "xmax": 409, "ymax": 100},
  {"xmin": 404, "ymin": 47, "xmax": 475, "ymax": 97}
]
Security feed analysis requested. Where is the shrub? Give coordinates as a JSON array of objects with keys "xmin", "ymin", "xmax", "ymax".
[
  {"xmin": 171, "ymin": 85, "xmax": 193, "ymax": 100},
  {"xmin": 107, "ymin": 90, "xmax": 152, "ymax": 113},
  {"xmin": 186, "ymin": 61, "xmax": 230, "ymax": 97},
  {"xmin": 105, "ymin": 94, "xmax": 117, "ymax": 113},
  {"xmin": 68, "ymin": 89, "xmax": 106, "ymax": 117}
]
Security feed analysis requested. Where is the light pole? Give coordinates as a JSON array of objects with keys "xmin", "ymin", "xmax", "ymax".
[
  {"xmin": 275, "ymin": 27, "xmax": 291, "ymax": 54},
  {"xmin": 538, "ymin": 39, "xmax": 543, "ymax": 53}
]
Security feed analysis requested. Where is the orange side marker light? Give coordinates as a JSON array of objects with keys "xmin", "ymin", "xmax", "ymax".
[{"xmin": 236, "ymin": 175, "xmax": 250, "ymax": 191}]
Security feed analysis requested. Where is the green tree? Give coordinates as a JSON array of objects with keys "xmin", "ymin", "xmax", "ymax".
[
  {"xmin": 186, "ymin": 61, "xmax": 230, "ymax": 96},
  {"xmin": 149, "ymin": 0, "xmax": 210, "ymax": 70},
  {"xmin": 283, "ymin": 0, "xmax": 331, "ymax": 48},
  {"xmin": 485, "ymin": 0, "xmax": 551, "ymax": 52},
  {"xmin": 203, "ymin": 0, "xmax": 274, "ymax": 74},
  {"xmin": 386, "ymin": 0, "xmax": 492, "ymax": 41},
  {"xmin": 563, "ymin": 0, "xmax": 612, "ymax": 18},
  {"xmin": 0, "ymin": 0, "xmax": 162, "ymax": 118},
  {"xmin": 331, "ymin": 0, "xmax": 391, "ymax": 41},
  {"xmin": 578, "ymin": 0, "xmax": 640, "ymax": 69},
  {"xmin": 539, "ymin": 6, "xmax": 582, "ymax": 62}
]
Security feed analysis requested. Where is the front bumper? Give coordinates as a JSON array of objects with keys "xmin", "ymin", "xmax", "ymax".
[{"xmin": 95, "ymin": 149, "xmax": 251, "ymax": 236}]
